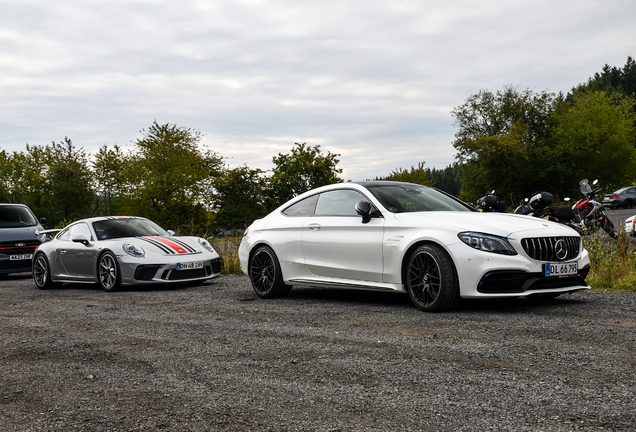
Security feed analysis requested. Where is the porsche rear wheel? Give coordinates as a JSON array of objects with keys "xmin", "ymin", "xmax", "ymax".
[
  {"xmin": 249, "ymin": 246, "xmax": 291, "ymax": 298},
  {"xmin": 98, "ymin": 251, "xmax": 120, "ymax": 292},
  {"xmin": 33, "ymin": 253, "xmax": 58, "ymax": 290},
  {"xmin": 405, "ymin": 244, "xmax": 460, "ymax": 312}
]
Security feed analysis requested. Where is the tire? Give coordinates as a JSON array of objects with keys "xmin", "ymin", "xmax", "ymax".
[
  {"xmin": 33, "ymin": 253, "xmax": 59, "ymax": 290},
  {"xmin": 603, "ymin": 218, "xmax": 618, "ymax": 239},
  {"xmin": 405, "ymin": 244, "xmax": 460, "ymax": 312},
  {"xmin": 624, "ymin": 200, "xmax": 634, "ymax": 209},
  {"xmin": 248, "ymin": 246, "xmax": 291, "ymax": 298},
  {"xmin": 97, "ymin": 251, "xmax": 120, "ymax": 292}
]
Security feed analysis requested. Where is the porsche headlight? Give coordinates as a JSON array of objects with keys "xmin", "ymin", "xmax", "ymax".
[
  {"xmin": 123, "ymin": 242, "xmax": 145, "ymax": 257},
  {"xmin": 458, "ymin": 232, "xmax": 517, "ymax": 255},
  {"xmin": 198, "ymin": 238, "xmax": 215, "ymax": 253}
]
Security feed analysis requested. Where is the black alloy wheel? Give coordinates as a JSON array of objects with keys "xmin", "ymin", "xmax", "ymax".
[
  {"xmin": 248, "ymin": 246, "xmax": 291, "ymax": 298},
  {"xmin": 405, "ymin": 244, "xmax": 460, "ymax": 312},
  {"xmin": 98, "ymin": 251, "xmax": 120, "ymax": 291}
]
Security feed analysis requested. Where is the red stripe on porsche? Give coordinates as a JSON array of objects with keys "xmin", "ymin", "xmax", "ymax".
[{"xmin": 145, "ymin": 236, "xmax": 189, "ymax": 254}]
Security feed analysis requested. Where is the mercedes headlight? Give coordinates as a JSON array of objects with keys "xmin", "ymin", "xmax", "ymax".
[
  {"xmin": 123, "ymin": 242, "xmax": 145, "ymax": 257},
  {"xmin": 458, "ymin": 232, "xmax": 517, "ymax": 255}
]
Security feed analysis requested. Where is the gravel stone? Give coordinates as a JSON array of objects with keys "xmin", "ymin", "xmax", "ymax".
[{"xmin": 1, "ymin": 271, "xmax": 635, "ymax": 431}]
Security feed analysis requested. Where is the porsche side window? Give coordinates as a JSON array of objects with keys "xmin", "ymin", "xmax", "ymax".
[
  {"xmin": 56, "ymin": 227, "xmax": 71, "ymax": 241},
  {"xmin": 314, "ymin": 190, "xmax": 368, "ymax": 216},
  {"xmin": 282, "ymin": 194, "xmax": 319, "ymax": 216},
  {"xmin": 70, "ymin": 222, "xmax": 93, "ymax": 241}
]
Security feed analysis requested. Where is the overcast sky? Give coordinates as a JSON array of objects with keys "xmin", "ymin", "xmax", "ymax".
[{"xmin": 1, "ymin": 0, "xmax": 634, "ymax": 181}]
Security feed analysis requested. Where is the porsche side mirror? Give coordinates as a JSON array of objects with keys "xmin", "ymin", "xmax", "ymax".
[
  {"xmin": 71, "ymin": 234, "xmax": 90, "ymax": 246},
  {"xmin": 355, "ymin": 201, "xmax": 372, "ymax": 224},
  {"xmin": 167, "ymin": 230, "xmax": 176, "ymax": 236},
  {"xmin": 39, "ymin": 217, "xmax": 47, "ymax": 228}
]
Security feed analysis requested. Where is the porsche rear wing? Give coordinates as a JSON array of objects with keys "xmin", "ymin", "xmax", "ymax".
[{"xmin": 35, "ymin": 228, "xmax": 63, "ymax": 241}]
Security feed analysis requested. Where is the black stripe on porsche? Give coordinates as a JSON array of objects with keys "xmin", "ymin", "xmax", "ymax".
[
  {"xmin": 169, "ymin": 238, "xmax": 197, "ymax": 253},
  {"xmin": 139, "ymin": 237, "xmax": 175, "ymax": 254}
]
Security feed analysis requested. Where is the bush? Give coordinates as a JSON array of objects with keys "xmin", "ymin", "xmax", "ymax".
[{"xmin": 584, "ymin": 231, "xmax": 636, "ymax": 291}]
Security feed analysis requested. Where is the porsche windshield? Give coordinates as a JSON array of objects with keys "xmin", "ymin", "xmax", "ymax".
[
  {"xmin": 366, "ymin": 184, "xmax": 472, "ymax": 213},
  {"xmin": 0, "ymin": 205, "xmax": 38, "ymax": 228},
  {"xmin": 92, "ymin": 218, "xmax": 169, "ymax": 240}
]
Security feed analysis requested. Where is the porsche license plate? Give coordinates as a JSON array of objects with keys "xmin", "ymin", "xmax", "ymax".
[
  {"xmin": 10, "ymin": 254, "xmax": 32, "ymax": 261},
  {"xmin": 177, "ymin": 261, "xmax": 203, "ymax": 271},
  {"xmin": 544, "ymin": 262, "xmax": 578, "ymax": 277}
]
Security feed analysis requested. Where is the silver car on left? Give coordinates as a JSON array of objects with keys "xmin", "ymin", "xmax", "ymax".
[{"xmin": 33, "ymin": 216, "xmax": 221, "ymax": 291}]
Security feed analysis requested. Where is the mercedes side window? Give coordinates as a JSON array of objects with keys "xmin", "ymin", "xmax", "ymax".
[
  {"xmin": 314, "ymin": 189, "xmax": 369, "ymax": 216},
  {"xmin": 282, "ymin": 194, "xmax": 319, "ymax": 216}
]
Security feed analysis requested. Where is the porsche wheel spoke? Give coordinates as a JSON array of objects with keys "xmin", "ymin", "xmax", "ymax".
[{"xmin": 98, "ymin": 253, "xmax": 119, "ymax": 291}]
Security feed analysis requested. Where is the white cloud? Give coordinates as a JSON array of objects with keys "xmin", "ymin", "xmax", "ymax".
[{"xmin": 1, "ymin": 0, "xmax": 635, "ymax": 180}]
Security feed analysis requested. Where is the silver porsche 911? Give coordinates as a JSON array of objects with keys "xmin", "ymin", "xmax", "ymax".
[{"xmin": 33, "ymin": 216, "xmax": 221, "ymax": 291}]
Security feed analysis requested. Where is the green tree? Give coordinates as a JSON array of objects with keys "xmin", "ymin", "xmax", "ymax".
[
  {"xmin": 1, "ymin": 145, "xmax": 48, "ymax": 212},
  {"xmin": 550, "ymin": 91, "xmax": 636, "ymax": 194},
  {"xmin": 92, "ymin": 144, "xmax": 129, "ymax": 216},
  {"xmin": 46, "ymin": 137, "xmax": 96, "ymax": 223},
  {"xmin": 0, "ymin": 139, "xmax": 95, "ymax": 225},
  {"xmin": 385, "ymin": 161, "xmax": 434, "ymax": 186},
  {"xmin": 0, "ymin": 150, "xmax": 13, "ymax": 202},
  {"xmin": 429, "ymin": 164, "xmax": 463, "ymax": 197},
  {"xmin": 268, "ymin": 142, "xmax": 343, "ymax": 210},
  {"xmin": 211, "ymin": 165, "xmax": 268, "ymax": 231},
  {"xmin": 127, "ymin": 121, "xmax": 224, "ymax": 232},
  {"xmin": 570, "ymin": 56, "xmax": 636, "ymax": 98},
  {"xmin": 452, "ymin": 86, "xmax": 558, "ymax": 203}
]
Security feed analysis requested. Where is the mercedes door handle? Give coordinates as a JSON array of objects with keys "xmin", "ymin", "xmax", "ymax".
[
  {"xmin": 307, "ymin": 223, "xmax": 321, "ymax": 231},
  {"xmin": 60, "ymin": 250, "xmax": 67, "ymax": 254}
]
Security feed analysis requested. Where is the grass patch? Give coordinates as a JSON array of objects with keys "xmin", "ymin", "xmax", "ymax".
[
  {"xmin": 583, "ymin": 231, "xmax": 636, "ymax": 291},
  {"xmin": 212, "ymin": 236, "xmax": 243, "ymax": 275}
]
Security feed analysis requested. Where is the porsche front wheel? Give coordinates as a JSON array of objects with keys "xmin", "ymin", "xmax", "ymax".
[
  {"xmin": 33, "ymin": 253, "xmax": 58, "ymax": 290},
  {"xmin": 405, "ymin": 244, "xmax": 460, "ymax": 312},
  {"xmin": 98, "ymin": 251, "xmax": 120, "ymax": 292},
  {"xmin": 248, "ymin": 246, "xmax": 291, "ymax": 298}
]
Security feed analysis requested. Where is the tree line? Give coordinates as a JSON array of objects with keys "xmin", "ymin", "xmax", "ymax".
[
  {"xmin": 0, "ymin": 123, "xmax": 344, "ymax": 233},
  {"xmin": 1, "ymin": 57, "xmax": 634, "ymax": 232},
  {"xmin": 453, "ymin": 56, "xmax": 636, "ymax": 206}
]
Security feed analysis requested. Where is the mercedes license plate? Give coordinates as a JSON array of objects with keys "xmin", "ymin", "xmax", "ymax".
[
  {"xmin": 10, "ymin": 254, "xmax": 32, "ymax": 261},
  {"xmin": 544, "ymin": 262, "xmax": 578, "ymax": 277},
  {"xmin": 177, "ymin": 261, "xmax": 203, "ymax": 271}
]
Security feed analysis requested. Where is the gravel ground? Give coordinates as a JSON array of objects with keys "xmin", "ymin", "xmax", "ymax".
[{"xmin": 1, "ymin": 269, "xmax": 635, "ymax": 432}]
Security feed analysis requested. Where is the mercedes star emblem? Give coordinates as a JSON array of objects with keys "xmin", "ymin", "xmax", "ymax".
[{"xmin": 554, "ymin": 239, "xmax": 568, "ymax": 260}]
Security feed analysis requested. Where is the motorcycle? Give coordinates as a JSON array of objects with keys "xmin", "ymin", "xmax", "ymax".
[
  {"xmin": 571, "ymin": 179, "xmax": 618, "ymax": 238},
  {"xmin": 514, "ymin": 192, "xmax": 580, "ymax": 232},
  {"xmin": 475, "ymin": 191, "xmax": 507, "ymax": 212}
]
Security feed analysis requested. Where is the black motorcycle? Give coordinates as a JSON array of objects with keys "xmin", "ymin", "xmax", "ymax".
[
  {"xmin": 475, "ymin": 191, "xmax": 507, "ymax": 213},
  {"xmin": 514, "ymin": 191, "xmax": 581, "ymax": 232}
]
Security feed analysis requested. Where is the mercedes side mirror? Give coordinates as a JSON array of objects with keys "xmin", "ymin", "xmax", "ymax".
[{"xmin": 355, "ymin": 201, "xmax": 373, "ymax": 224}]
